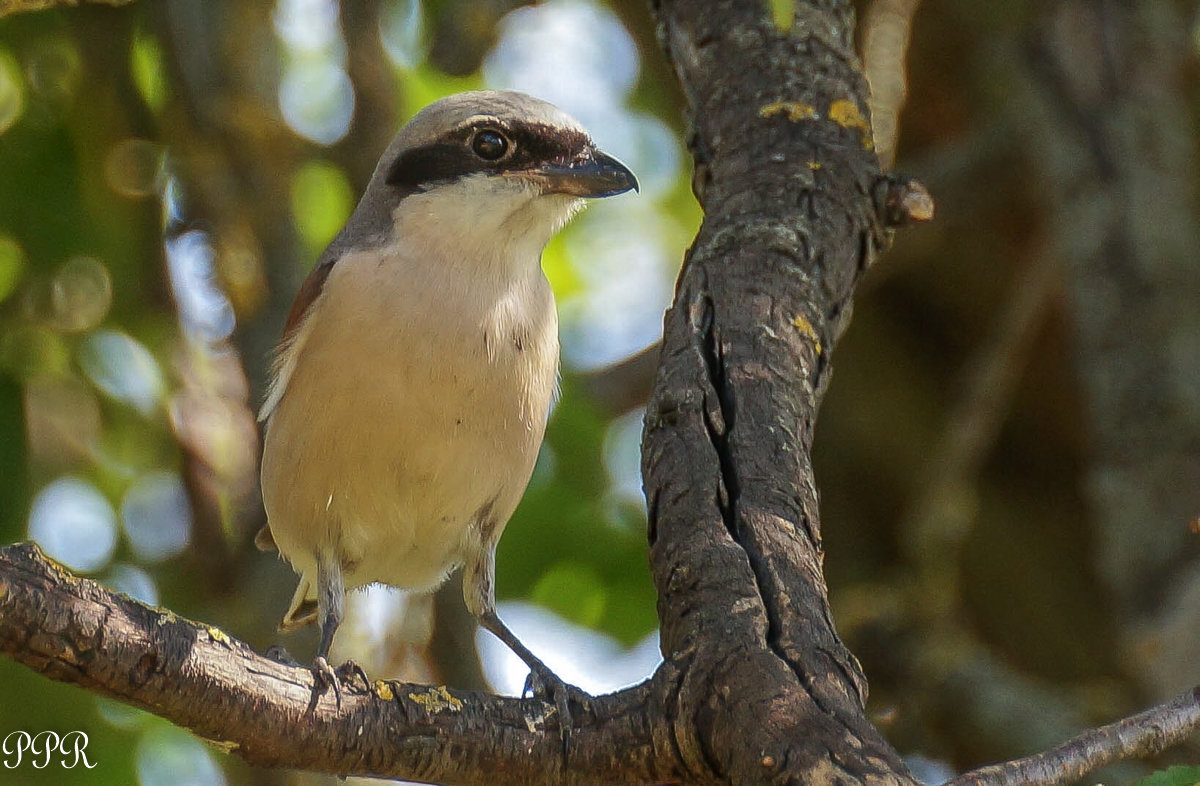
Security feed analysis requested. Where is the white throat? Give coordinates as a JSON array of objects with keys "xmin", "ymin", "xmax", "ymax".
[{"xmin": 391, "ymin": 174, "xmax": 584, "ymax": 279}]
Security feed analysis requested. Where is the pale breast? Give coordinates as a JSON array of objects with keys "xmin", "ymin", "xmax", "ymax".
[{"xmin": 260, "ymin": 247, "xmax": 559, "ymax": 591}]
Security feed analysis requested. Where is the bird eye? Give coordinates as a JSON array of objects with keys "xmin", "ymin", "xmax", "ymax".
[{"xmin": 471, "ymin": 129, "xmax": 509, "ymax": 161}]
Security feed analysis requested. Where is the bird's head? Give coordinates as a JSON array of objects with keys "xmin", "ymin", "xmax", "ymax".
[{"xmin": 347, "ymin": 90, "xmax": 638, "ymax": 267}]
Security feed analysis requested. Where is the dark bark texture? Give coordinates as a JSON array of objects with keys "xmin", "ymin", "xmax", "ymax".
[
  {"xmin": 638, "ymin": 0, "xmax": 913, "ymax": 782},
  {"xmin": 0, "ymin": 542, "xmax": 674, "ymax": 784}
]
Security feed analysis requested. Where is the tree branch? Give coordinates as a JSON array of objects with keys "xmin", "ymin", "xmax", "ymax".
[
  {"xmin": 0, "ymin": 0, "xmax": 131, "ymax": 16},
  {"xmin": 947, "ymin": 685, "xmax": 1200, "ymax": 786},
  {"xmin": 640, "ymin": 0, "xmax": 919, "ymax": 782},
  {"xmin": 0, "ymin": 542, "xmax": 679, "ymax": 785}
]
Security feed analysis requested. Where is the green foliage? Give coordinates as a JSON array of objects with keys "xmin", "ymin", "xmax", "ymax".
[
  {"xmin": 500, "ymin": 384, "xmax": 658, "ymax": 646},
  {"xmin": 130, "ymin": 30, "xmax": 167, "ymax": 113},
  {"xmin": 0, "ymin": 235, "xmax": 24, "ymax": 302},
  {"xmin": 290, "ymin": 159, "xmax": 354, "ymax": 257},
  {"xmin": 1137, "ymin": 766, "xmax": 1200, "ymax": 786}
]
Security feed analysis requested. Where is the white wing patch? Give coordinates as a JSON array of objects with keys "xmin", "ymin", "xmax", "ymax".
[{"xmin": 258, "ymin": 305, "xmax": 320, "ymax": 422}]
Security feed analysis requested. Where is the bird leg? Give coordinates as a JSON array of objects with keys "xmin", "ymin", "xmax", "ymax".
[
  {"xmin": 478, "ymin": 610, "xmax": 579, "ymax": 741},
  {"xmin": 313, "ymin": 552, "xmax": 347, "ymax": 706},
  {"xmin": 465, "ymin": 548, "xmax": 583, "ymax": 752}
]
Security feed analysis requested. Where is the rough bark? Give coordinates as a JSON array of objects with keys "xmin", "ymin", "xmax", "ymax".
[
  {"xmin": 0, "ymin": 542, "xmax": 675, "ymax": 784},
  {"xmin": 638, "ymin": 0, "xmax": 915, "ymax": 782}
]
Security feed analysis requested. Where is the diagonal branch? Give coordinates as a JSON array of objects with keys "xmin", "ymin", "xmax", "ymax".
[
  {"xmin": 947, "ymin": 685, "xmax": 1200, "ymax": 786},
  {"xmin": 0, "ymin": 542, "xmax": 678, "ymax": 785}
]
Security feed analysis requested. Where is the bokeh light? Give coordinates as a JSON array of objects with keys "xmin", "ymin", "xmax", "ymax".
[
  {"xmin": 165, "ymin": 231, "xmax": 236, "ymax": 343},
  {"xmin": 28, "ymin": 476, "xmax": 118, "ymax": 573},
  {"xmin": 603, "ymin": 406, "xmax": 645, "ymax": 506},
  {"xmin": 131, "ymin": 31, "xmax": 168, "ymax": 112},
  {"xmin": 0, "ymin": 50, "xmax": 25, "ymax": 134},
  {"xmin": 106, "ymin": 563, "xmax": 160, "ymax": 606},
  {"xmin": 905, "ymin": 754, "xmax": 957, "ymax": 785},
  {"xmin": 279, "ymin": 61, "xmax": 355, "ymax": 144},
  {"xmin": 484, "ymin": 0, "xmax": 639, "ymax": 119},
  {"xmin": 121, "ymin": 471, "xmax": 192, "ymax": 562},
  {"xmin": 559, "ymin": 205, "xmax": 674, "ymax": 369},
  {"xmin": 135, "ymin": 724, "xmax": 226, "ymax": 786},
  {"xmin": 51, "ymin": 256, "xmax": 113, "ymax": 333},
  {"xmin": 479, "ymin": 601, "xmax": 661, "ymax": 695},
  {"xmin": 290, "ymin": 160, "xmax": 354, "ymax": 253},
  {"xmin": 273, "ymin": 0, "xmax": 342, "ymax": 52},
  {"xmin": 23, "ymin": 36, "xmax": 81, "ymax": 116},
  {"xmin": 79, "ymin": 330, "xmax": 165, "ymax": 415},
  {"xmin": 275, "ymin": 0, "xmax": 354, "ymax": 144},
  {"xmin": 379, "ymin": 0, "xmax": 425, "ymax": 68},
  {"xmin": 104, "ymin": 138, "xmax": 165, "ymax": 198},
  {"xmin": 530, "ymin": 561, "xmax": 608, "ymax": 628},
  {"xmin": 96, "ymin": 697, "xmax": 147, "ymax": 730},
  {"xmin": 0, "ymin": 234, "xmax": 26, "ymax": 301}
]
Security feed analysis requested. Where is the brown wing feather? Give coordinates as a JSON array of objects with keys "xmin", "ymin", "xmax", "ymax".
[
  {"xmin": 259, "ymin": 259, "xmax": 338, "ymax": 422},
  {"xmin": 283, "ymin": 259, "xmax": 336, "ymax": 340}
]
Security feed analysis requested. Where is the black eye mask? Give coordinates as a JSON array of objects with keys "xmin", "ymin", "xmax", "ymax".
[{"xmin": 385, "ymin": 121, "xmax": 591, "ymax": 195}]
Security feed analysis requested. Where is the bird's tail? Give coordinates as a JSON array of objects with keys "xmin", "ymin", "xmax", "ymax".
[
  {"xmin": 254, "ymin": 524, "xmax": 319, "ymax": 630},
  {"xmin": 279, "ymin": 574, "xmax": 319, "ymax": 631}
]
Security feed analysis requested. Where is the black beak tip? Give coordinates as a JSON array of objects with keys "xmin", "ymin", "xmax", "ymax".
[
  {"xmin": 594, "ymin": 150, "xmax": 638, "ymax": 198},
  {"xmin": 532, "ymin": 150, "xmax": 640, "ymax": 198}
]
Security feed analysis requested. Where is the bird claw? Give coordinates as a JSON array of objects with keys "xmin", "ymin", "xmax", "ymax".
[
  {"xmin": 313, "ymin": 655, "xmax": 342, "ymax": 709},
  {"xmin": 337, "ymin": 658, "xmax": 371, "ymax": 692},
  {"xmin": 310, "ymin": 656, "xmax": 371, "ymax": 710},
  {"xmin": 522, "ymin": 665, "xmax": 587, "ymax": 756}
]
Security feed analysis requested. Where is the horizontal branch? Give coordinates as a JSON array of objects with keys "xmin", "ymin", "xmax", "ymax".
[
  {"xmin": 0, "ymin": 542, "xmax": 676, "ymax": 784},
  {"xmin": 948, "ymin": 685, "xmax": 1200, "ymax": 786},
  {"xmin": 0, "ymin": 0, "xmax": 133, "ymax": 16}
]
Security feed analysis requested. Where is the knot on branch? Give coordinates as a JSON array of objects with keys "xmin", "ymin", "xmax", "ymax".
[{"xmin": 875, "ymin": 174, "xmax": 935, "ymax": 227}]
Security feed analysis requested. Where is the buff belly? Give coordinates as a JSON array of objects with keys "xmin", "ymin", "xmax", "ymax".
[{"xmin": 260, "ymin": 249, "xmax": 557, "ymax": 599}]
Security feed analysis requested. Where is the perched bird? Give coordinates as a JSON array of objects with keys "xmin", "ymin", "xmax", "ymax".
[{"xmin": 256, "ymin": 90, "xmax": 638, "ymax": 718}]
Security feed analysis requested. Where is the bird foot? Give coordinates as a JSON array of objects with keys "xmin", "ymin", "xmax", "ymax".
[
  {"xmin": 337, "ymin": 658, "xmax": 371, "ymax": 692},
  {"xmin": 310, "ymin": 656, "xmax": 371, "ymax": 710},
  {"xmin": 522, "ymin": 665, "xmax": 589, "ymax": 755},
  {"xmin": 312, "ymin": 656, "xmax": 343, "ymax": 709}
]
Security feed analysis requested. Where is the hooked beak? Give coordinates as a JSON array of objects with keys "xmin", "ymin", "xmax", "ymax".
[{"xmin": 528, "ymin": 149, "xmax": 639, "ymax": 198}]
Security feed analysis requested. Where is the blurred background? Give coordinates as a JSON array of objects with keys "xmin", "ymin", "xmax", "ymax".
[{"xmin": 0, "ymin": 0, "xmax": 1198, "ymax": 784}]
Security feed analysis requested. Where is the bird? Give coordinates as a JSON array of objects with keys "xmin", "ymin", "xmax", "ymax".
[{"xmin": 255, "ymin": 90, "xmax": 638, "ymax": 723}]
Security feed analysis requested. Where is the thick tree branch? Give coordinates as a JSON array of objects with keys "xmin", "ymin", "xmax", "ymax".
[
  {"xmin": 947, "ymin": 685, "xmax": 1200, "ymax": 786},
  {"xmin": 640, "ymin": 0, "xmax": 917, "ymax": 782},
  {"xmin": 0, "ymin": 542, "xmax": 679, "ymax": 785}
]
